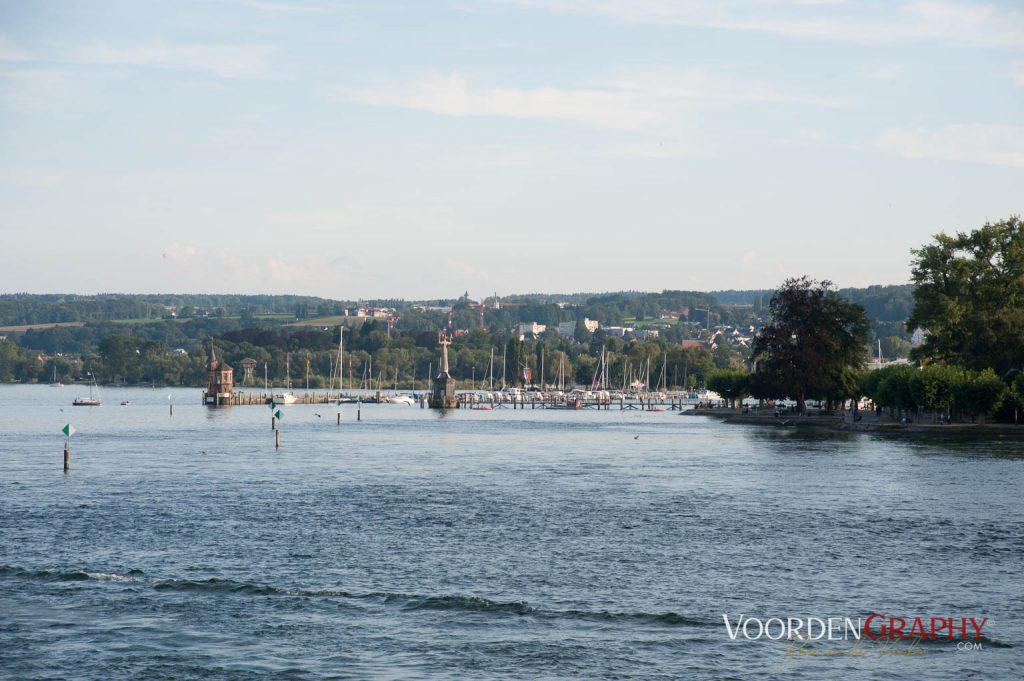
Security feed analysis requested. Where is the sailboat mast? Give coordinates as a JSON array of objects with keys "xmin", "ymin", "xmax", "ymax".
[
  {"xmin": 540, "ymin": 347, "xmax": 544, "ymax": 389},
  {"xmin": 338, "ymin": 326, "xmax": 344, "ymax": 395}
]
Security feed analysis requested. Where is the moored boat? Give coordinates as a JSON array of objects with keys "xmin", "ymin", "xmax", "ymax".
[{"xmin": 73, "ymin": 370, "xmax": 101, "ymax": 406}]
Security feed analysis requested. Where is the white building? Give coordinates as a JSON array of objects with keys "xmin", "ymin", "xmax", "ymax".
[{"xmin": 518, "ymin": 322, "xmax": 547, "ymax": 336}]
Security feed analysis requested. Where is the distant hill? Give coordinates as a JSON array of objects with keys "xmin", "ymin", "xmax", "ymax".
[
  {"xmin": 710, "ymin": 285, "xmax": 914, "ymax": 322},
  {"xmin": 708, "ymin": 290, "xmax": 774, "ymax": 306},
  {"xmin": 1, "ymin": 285, "xmax": 916, "ymax": 332},
  {"xmin": 0, "ymin": 293, "xmax": 353, "ymax": 326}
]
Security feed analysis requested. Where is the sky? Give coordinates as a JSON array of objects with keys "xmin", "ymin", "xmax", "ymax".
[{"xmin": 0, "ymin": 0, "xmax": 1022, "ymax": 300}]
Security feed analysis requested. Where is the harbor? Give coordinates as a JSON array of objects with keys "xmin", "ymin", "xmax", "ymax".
[{"xmin": 198, "ymin": 388, "xmax": 712, "ymax": 411}]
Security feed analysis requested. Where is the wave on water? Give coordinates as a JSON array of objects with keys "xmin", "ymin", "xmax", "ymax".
[
  {"xmin": 396, "ymin": 594, "xmax": 708, "ymax": 627},
  {"xmin": 0, "ymin": 565, "xmax": 147, "ymax": 584},
  {"xmin": 1, "ymin": 564, "xmax": 712, "ymax": 629}
]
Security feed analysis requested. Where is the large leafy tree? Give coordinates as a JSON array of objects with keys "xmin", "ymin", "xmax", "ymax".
[
  {"xmin": 707, "ymin": 370, "xmax": 749, "ymax": 408},
  {"xmin": 751, "ymin": 277, "xmax": 869, "ymax": 412},
  {"xmin": 908, "ymin": 216, "xmax": 1024, "ymax": 374}
]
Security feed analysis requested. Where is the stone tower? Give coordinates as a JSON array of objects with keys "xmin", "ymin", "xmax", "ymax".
[
  {"xmin": 428, "ymin": 333, "xmax": 458, "ymax": 409},
  {"xmin": 203, "ymin": 338, "xmax": 234, "ymax": 405}
]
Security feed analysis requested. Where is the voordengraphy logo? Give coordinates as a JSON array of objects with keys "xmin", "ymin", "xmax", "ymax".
[
  {"xmin": 722, "ymin": 615, "xmax": 865, "ymax": 641},
  {"xmin": 722, "ymin": 613, "xmax": 991, "ymax": 655},
  {"xmin": 863, "ymin": 614, "xmax": 988, "ymax": 642}
]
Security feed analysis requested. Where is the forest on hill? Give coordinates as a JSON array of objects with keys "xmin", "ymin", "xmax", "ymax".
[{"xmin": 0, "ymin": 284, "xmax": 917, "ymax": 387}]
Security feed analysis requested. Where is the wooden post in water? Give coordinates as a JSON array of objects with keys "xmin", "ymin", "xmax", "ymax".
[
  {"xmin": 275, "ymin": 428, "xmax": 281, "ymax": 449},
  {"xmin": 61, "ymin": 424, "xmax": 74, "ymax": 471},
  {"xmin": 357, "ymin": 400, "xmax": 361, "ymax": 421}
]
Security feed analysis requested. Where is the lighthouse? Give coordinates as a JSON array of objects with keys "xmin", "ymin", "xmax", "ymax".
[{"xmin": 203, "ymin": 338, "xmax": 234, "ymax": 406}]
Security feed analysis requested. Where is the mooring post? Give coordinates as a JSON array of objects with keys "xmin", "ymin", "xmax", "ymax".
[
  {"xmin": 63, "ymin": 444, "xmax": 69, "ymax": 471},
  {"xmin": 357, "ymin": 401, "xmax": 361, "ymax": 421},
  {"xmin": 271, "ymin": 416, "xmax": 276, "ymax": 430},
  {"xmin": 337, "ymin": 412, "xmax": 341, "ymax": 425},
  {"xmin": 275, "ymin": 428, "xmax": 281, "ymax": 449}
]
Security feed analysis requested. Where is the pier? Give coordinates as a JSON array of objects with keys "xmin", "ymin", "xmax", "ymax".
[{"xmin": 199, "ymin": 390, "xmax": 711, "ymax": 411}]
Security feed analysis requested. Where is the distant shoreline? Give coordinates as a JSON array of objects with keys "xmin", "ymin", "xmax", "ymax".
[{"xmin": 684, "ymin": 408, "xmax": 1024, "ymax": 439}]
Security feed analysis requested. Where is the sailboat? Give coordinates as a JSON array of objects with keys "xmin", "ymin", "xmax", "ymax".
[
  {"xmin": 272, "ymin": 354, "xmax": 297, "ymax": 404},
  {"xmin": 50, "ymin": 365, "xmax": 63, "ymax": 388},
  {"xmin": 73, "ymin": 369, "xmax": 101, "ymax": 406}
]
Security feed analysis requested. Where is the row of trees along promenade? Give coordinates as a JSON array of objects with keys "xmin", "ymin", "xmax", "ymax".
[{"xmin": 704, "ymin": 216, "xmax": 1024, "ymax": 426}]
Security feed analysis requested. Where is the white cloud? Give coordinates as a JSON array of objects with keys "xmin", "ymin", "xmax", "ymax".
[
  {"xmin": 0, "ymin": 168, "xmax": 67, "ymax": 188},
  {"xmin": 351, "ymin": 73, "xmax": 660, "ymax": 131},
  {"xmin": 594, "ymin": 139, "xmax": 699, "ymax": 159},
  {"xmin": 161, "ymin": 243, "xmax": 201, "ymax": 262},
  {"xmin": 498, "ymin": 0, "xmax": 1024, "ymax": 48},
  {"xmin": 349, "ymin": 69, "xmax": 847, "ymax": 133},
  {"xmin": 159, "ymin": 244, "xmax": 334, "ymax": 291},
  {"xmin": 0, "ymin": 37, "xmax": 32, "ymax": 62},
  {"xmin": 267, "ymin": 203, "xmax": 474, "ymax": 235},
  {"xmin": 875, "ymin": 124, "xmax": 1024, "ymax": 168},
  {"xmin": 867, "ymin": 64, "xmax": 905, "ymax": 81},
  {"xmin": 774, "ymin": 128, "xmax": 828, "ymax": 147},
  {"xmin": 76, "ymin": 42, "xmax": 277, "ymax": 79}
]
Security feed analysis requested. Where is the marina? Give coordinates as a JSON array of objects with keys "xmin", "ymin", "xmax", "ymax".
[{"xmin": 196, "ymin": 388, "xmax": 715, "ymax": 410}]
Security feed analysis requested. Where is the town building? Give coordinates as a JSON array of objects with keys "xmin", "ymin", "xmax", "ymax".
[{"xmin": 518, "ymin": 322, "xmax": 547, "ymax": 337}]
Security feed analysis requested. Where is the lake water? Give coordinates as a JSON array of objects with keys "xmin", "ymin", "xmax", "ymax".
[{"xmin": 1, "ymin": 385, "xmax": 1022, "ymax": 679}]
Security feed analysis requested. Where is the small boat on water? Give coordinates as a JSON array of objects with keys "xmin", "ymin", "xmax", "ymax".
[
  {"xmin": 382, "ymin": 394, "xmax": 415, "ymax": 405},
  {"xmin": 120, "ymin": 400, "xmax": 130, "ymax": 406},
  {"xmin": 73, "ymin": 370, "xmax": 101, "ymax": 406},
  {"xmin": 272, "ymin": 354, "xmax": 298, "ymax": 404}
]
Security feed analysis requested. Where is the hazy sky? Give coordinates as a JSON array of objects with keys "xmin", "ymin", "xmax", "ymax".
[{"xmin": 1, "ymin": 1, "xmax": 1022, "ymax": 299}]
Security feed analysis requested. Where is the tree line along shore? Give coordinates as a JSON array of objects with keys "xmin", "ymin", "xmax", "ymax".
[{"xmin": 2, "ymin": 217, "xmax": 1022, "ymax": 427}]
